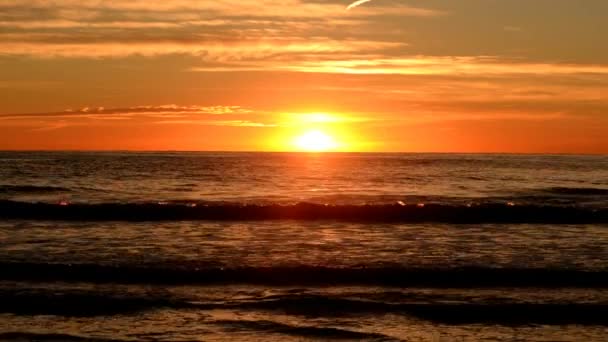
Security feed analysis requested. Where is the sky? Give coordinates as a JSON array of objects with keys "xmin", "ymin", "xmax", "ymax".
[{"xmin": 0, "ymin": 0, "xmax": 606, "ymax": 153}]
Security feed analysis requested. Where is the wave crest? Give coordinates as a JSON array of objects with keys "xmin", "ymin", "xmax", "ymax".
[
  {"xmin": 0, "ymin": 185, "xmax": 70, "ymax": 193},
  {"xmin": 0, "ymin": 200, "xmax": 606, "ymax": 223},
  {"xmin": 1, "ymin": 262, "xmax": 608, "ymax": 287}
]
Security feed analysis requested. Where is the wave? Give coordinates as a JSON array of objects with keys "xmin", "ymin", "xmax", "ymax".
[
  {"xmin": 1, "ymin": 262, "xmax": 608, "ymax": 288},
  {"xmin": 543, "ymin": 187, "xmax": 608, "ymax": 196},
  {"xmin": 389, "ymin": 303, "xmax": 608, "ymax": 326},
  {"xmin": 0, "ymin": 185, "xmax": 70, "ymax": 194},
  {"xmin": 0, "ymin": 287, "xmax": 191, "ymax": 317},
  {"xmin": 213, "ymin": 299, "xmax": 608, "ymax": 326},
  {"xmin": 0, "ymin": 333, "xmax": 127, "ymax": 342},
  {"xmin": 2, "ymin": 287, "xmax": 608, "ymax": 326},
  {"xmin": 0, "ymin": 200, "xmax": 606, "ymax": 223},
  {"xmin": 214, "ymin": 320, "xmax": 398, "ymax": 340}
]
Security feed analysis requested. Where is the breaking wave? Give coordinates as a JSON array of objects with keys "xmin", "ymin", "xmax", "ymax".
[
  {"xmin": 0, "ymin": 200, "xmax": 606, "ymax": 223},
  {"xmin": 2, "ymin": 285, "xmax": 608, "ymax": 325},
  {"xmin": 0, "ymin": 185, "xmax": 70, "ymax": 194},
  {"xmin": 1, "ymin": 262, "xmax": 607, "ymax": 288}
]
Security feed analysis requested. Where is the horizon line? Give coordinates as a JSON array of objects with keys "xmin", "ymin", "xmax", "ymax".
[{"xmin": 0, "ymin": 149, "xmax": 605, "ymax": 156}]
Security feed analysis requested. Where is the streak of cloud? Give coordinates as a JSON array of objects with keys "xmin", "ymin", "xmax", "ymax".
[
  {"xmin": 0, "ymin": 105, "xmax": 253, "ymax": 120},
  {"xmin": 347, "ymin": 0, "xmax": 373, "ymax": 10},
  {"xmin": 0, "ymin": 104, "xmax": 268, "ymax": 131},
  {"xmin": 0, "ymin": 0, "xmax": 440, "ymax": 59}
]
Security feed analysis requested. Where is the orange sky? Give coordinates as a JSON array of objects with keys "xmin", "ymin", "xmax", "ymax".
[{"xmin": 0, "ymin": 0, "xmax": 607, "ymax": 153}]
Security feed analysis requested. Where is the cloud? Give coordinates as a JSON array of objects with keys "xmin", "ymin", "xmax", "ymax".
[
  {"xmin": 347, "ymin": 0, "xmax": 374, "ymax": 11},
  {"xmin": 0, "ymin": 39, "xmax": 405, "ymax": 59},
  {"xmin": 0, "ymin": 103, "xmax": 380, "ymax": 131},
  {"xmin": 154, "ymin": 120, "xmax": 276, "ymax": 127},
  {"xmin": 0, "ymin": 0, "xmax": 438, "ymax": 18},
  {"xmin": 0, "ymin": 0, "xmax": 440, "ymax": 59},
  {"xmin": 279, "ymin": 57, "xmax": 608, "ymax": 76},
  {"xmin": 0, "ymin": 104, "xmax": 268, "ymax": 131},
  {"xmin": 392, "ymin": 112, "xmax": 569, "ymax": 124},
  {"xmin": 0, "ymin": 105, "xmax": 254, "ymax": 120}
]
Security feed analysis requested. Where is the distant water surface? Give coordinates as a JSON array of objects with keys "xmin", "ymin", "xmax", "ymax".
[
  {"xmin": 0, "ymin": 152, "xmax": 607, "ymax": 341},
  {"xmin": 1, "ymin": 151, "xmax": 607, "ymax": 205}
]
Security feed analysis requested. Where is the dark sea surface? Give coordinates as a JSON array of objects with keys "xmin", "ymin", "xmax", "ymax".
[{"xmin": 0, "ymin": 152, "xmax": 607, "ymax": 341}]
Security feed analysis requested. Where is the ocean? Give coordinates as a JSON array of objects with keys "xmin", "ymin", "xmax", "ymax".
[{"xmin": 0, "ymin": 152, "xmax": 607, "ymax": 341}]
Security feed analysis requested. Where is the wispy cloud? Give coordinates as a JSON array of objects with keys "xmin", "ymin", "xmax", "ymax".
[
  {"xmin": 0, "ymin": 104, "xmax": 269, "ymax": 131},
  {"xmin": 0, "ymin": 39, "xmax": 405, "ymax": 59},
  {"xmin": 279, "ymin": 57, "xmax": 608, "ymax": 76},
  {"xmin": 189, "ymin": 56, "xmax": 608, "ymax": 78},
  {"xmin": 0, "ymin": 0, "xmax": 440, "ymax": 59},
  {"xmin": 154, "ymin": 120, "xmax": 276, "ymax": 127},
  {"xmin": 1, "ymin": 104, "xmax": 376, "ymax": 129},
  {"xmin": 0, "ymin": 105, "xmax": 253, "ymax": 120}
]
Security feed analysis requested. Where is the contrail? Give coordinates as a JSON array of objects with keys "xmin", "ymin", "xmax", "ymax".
[{"xmin": 347, "ymin": 0, "xmax": 373, "ymax": 10}]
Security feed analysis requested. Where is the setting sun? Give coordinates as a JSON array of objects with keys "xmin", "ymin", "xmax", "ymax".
[{"xmin": 294, "ymin": 130, "xmax": 338, "ymax": 152}]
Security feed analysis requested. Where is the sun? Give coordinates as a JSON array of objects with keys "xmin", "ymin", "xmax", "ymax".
[{"xmin": 294, "ymin": 130, "xmax": 338, "ymax": 152}]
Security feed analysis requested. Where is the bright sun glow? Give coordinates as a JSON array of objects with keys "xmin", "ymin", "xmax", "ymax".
[{"xmin": 294, "ymin": 130, "xmax": 338, "ymax": 152}]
